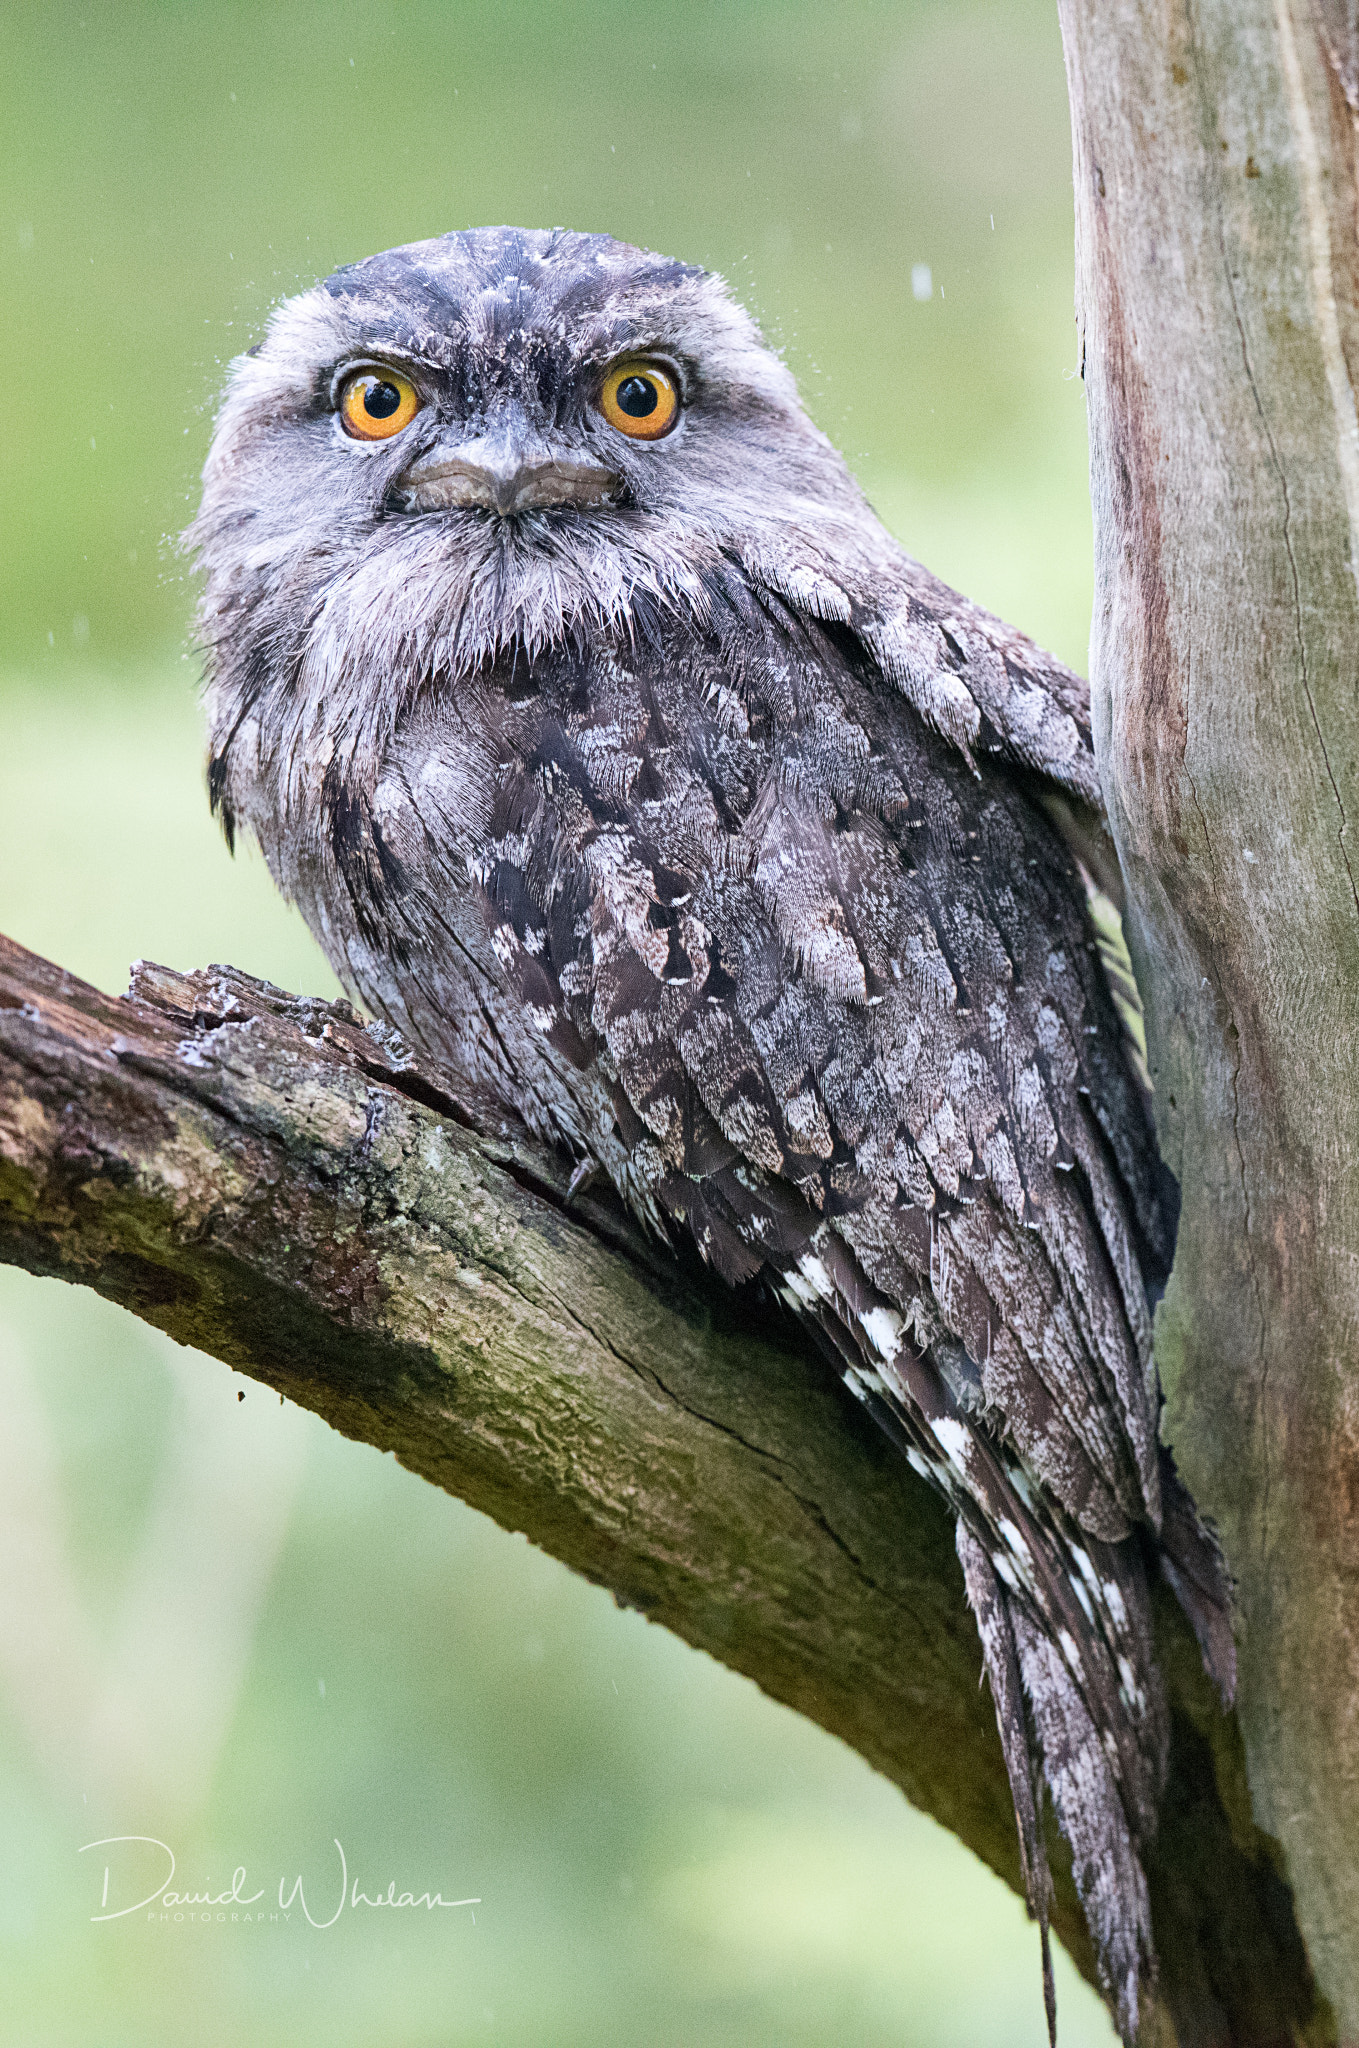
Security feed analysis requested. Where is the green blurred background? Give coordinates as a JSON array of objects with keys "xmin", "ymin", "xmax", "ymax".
[{"xmin": 0, "ymin": 2, "xmax": 1112, "ymax": 2042}]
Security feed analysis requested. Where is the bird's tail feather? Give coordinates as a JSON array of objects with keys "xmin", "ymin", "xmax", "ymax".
[
  {"xmin": 958, "ymin": 1520, "xmax": 1155, "ymax": 2047},
  {"xmin": 1156, "ymin": 1443, "xmax": 1236, "ymax": 1704},
  {"xmin": 956, "ymin": 1524, "xmax": 1057, "ymax": 2046}
]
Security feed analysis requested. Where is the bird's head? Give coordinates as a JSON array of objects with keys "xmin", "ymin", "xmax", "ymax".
[{"xmin": 192, "ymin": 226, "xmax": 880, "ymax": 705}]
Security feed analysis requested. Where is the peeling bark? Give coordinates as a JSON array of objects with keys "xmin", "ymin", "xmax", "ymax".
[
  {"xmin": 0, "ymin": 932, "xmax": 1326, "ymax": 2042},
  {"xmin": 1061, "ymin": 0, "xmax": 1359, "ymax": 2033}
]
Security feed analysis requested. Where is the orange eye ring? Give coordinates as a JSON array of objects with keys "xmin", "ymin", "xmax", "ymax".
[
  {"xmin": 339, "ymin": 367, "xmax": 421, "ymax": 441},
  {"xmin": 599, "ymin": 358, "xmax": 680, "ymax": 441}
]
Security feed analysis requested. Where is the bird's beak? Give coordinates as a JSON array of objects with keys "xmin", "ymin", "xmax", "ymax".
[{"xmin": 396, "ymin": 407, "xmax": 620, "ymax": 515}]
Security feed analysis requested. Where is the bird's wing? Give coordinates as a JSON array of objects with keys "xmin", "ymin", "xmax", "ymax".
[
  {"xmin": 745, "ymin": 535, "xmax": 1102, "ymax": 808},
  {"xmin": 445, "ymin": 573, "xmax": 1171, "ymax": 1547},
  {"xmin": 689, "ymin": 567, "xmax": 1169, "ymax": 1500},
  {"xmin": 413, "ymin": 582, "xmax": 1198, "ymax": 2038}
]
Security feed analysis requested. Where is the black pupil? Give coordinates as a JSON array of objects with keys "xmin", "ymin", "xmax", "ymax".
[
  {"xmin": 363, "ymin": 379, "xmax": 402, "ymax": 419},
  {"xmin": 616, "ymin": 374, "xmax": 658, "ymax": 418}
]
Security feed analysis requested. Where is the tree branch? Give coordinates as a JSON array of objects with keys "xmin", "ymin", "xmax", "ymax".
[{"xmin": 0, "ymin": 931, "xmax": 1325, "ymax": 2042}]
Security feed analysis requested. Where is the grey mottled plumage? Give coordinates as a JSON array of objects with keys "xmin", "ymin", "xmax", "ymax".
[{"xmin": 191, "ymin": 227, "xmax": 1233, "ymax": 2042}]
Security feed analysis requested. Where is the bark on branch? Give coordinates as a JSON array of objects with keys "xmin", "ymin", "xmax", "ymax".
[{"xmin": 0, "ymin": 931, "xmax": 1324, "ymax": 2043}]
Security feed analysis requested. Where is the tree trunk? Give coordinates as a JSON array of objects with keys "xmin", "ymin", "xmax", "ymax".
[{"xmin": 1059, "ymin": 0, "xmax": 1359, "ymax": 2034}]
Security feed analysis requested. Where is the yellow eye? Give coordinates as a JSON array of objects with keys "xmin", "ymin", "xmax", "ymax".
[
  {"xmin": 599, "ymin": 358, "xmax": 680, "ymax": 440},
  {"xmin": 339, "ymin": 367, "xmax": 421, "ymax": 441}
]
